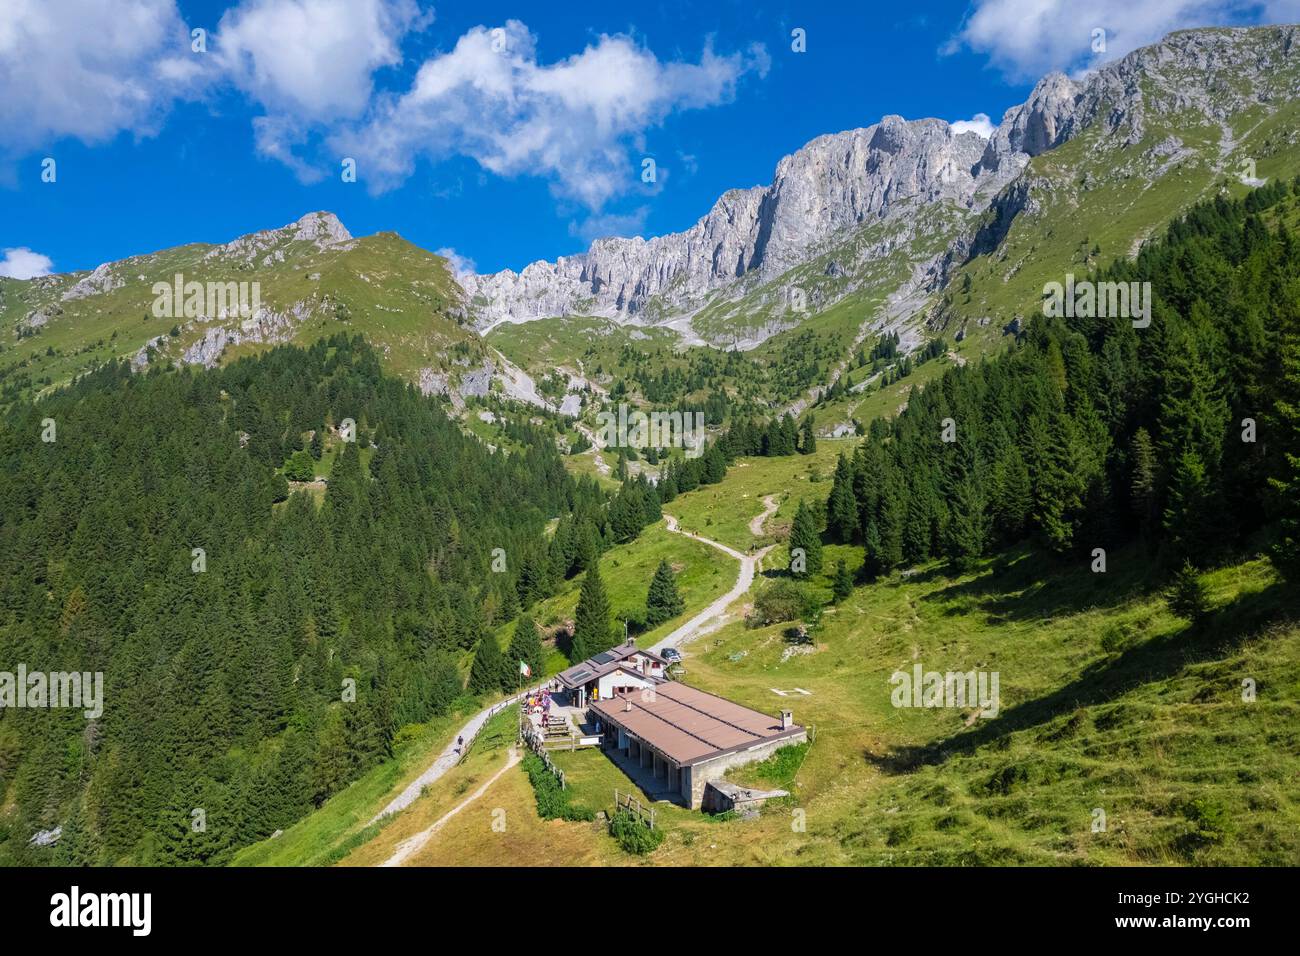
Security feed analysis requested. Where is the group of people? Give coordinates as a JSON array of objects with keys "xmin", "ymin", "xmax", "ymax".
[{"xmin": 524, "ymin": 688, "xmax": 555, "ymax": 725}]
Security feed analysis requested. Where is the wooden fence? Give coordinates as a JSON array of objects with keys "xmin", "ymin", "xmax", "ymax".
[
  {"xmin": 457, "ymin": 697, "xmax": 519, "ymax": 765},
  {"xmin": 614, "ymin": 788, "xmax": 656, "ymax": 829},
  {"xmin": 521, "ymin": 720, "xmax": 566, "ymax": 789}
]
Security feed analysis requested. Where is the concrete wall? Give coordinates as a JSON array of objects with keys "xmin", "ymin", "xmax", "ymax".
[{"xmin": 685, "ymin": 731, "xmax": 808, "ymax": 809}]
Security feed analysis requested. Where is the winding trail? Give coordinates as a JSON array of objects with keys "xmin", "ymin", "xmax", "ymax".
[
  {"xmin": 378, "ymin": 747, "xmax": 520, "ymax": 867},
  {"xmin": 370, "ymin": 697, "xmax": 526, "ymax": 824},
  {"xmin": 368, "ymin": 494, "xmax": 780, "ymax": 857},
  {"xmin": 649, "ymin": 494, "xmax": 779, "ymax": 654}
]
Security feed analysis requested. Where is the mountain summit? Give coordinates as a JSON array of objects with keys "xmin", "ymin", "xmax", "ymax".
[{"xmin": 463, "ymin": 25, "xmax": 1300, "ymax": 348}]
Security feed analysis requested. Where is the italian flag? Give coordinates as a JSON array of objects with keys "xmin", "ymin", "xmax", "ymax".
[{"xmin": 519, "ymin": 660, "xmax": 531, "ymax": 677}]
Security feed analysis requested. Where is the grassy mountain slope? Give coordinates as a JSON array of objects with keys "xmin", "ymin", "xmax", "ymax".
[
  {"xmin": 325, "ymin": 451, "xmax": 1299, "ymax": 867},
  {"xmin": 0, "ymin": 216, "xmax": 477, "ymax": 406},
  {"xmin": 945, "ymin": 63, "xmax": 1300, "ymax": 358}
]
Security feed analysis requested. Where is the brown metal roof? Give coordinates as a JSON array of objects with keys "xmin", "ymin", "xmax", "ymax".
[{"xmin": 590, "ymin": 682, "xmax": 803, "ymax": 767}]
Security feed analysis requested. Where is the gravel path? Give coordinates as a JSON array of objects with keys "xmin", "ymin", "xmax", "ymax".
[
  {"xmin": 379, "ymin": 746, "xmax": 520, "ymax": 867},
  {"xmin": 648, "ymin": 496, "xmax": 778, "ymax": 654},
  {"xmin": 370, "ymin": 696, "xmax": 529, "ymax": 824}
]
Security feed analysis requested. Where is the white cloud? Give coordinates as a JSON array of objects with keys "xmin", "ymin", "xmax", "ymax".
[
  {"xmin": 0, "ymin": 247, "xmax": 54, "ymax": 279},
  {"xmin": 334, "ymin": 22, "xmax": 769, "ymax": 207},
  {"xmin": 0, "ymin": 0, "xmax": 200, "ymax": 153},
  {"xmin": 216, "ymin": 0, "xmax": 426, "ymax": 121},
  {"xmin": 946, "ymin": 0, "xmax": 1300, "ymax": 81},
  {"xmin": 0, "ymin": 4, "xmax": 768, "ymax": 215},
  {"xmin": 950, "ymin": 112, "xmax": 995, "ymax": 139},
  {"xmin": 215, "ymin": 0, "xmax": 428, "ymax": 176},
  {"xmin": 434, "ymin": 246, "xmax": 475, "ymax": 280}
]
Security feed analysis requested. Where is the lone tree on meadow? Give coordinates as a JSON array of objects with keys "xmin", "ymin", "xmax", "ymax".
[
  {"xmin": 1168, "ymin": 561, "xmax": 1211, "ymax": 624},
  {"xmin": 832, "ymin": 558, "xmax": 854, "ymax": 603},
  {"xmin": 788, "ymin": 498, "xmax": 823, "ymax": 578},
  {"xmin": 645, "ymin": 559, "xmax": 685, "ymax": 626},
  {"xmin": 571, "ymin": 565, "xmax": 613, "ymax": 661}
]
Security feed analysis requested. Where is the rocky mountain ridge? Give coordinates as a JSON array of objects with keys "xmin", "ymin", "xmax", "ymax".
[{"xmin": 461, "ymin": 25, "xmax": 1300, "ymax": 345}]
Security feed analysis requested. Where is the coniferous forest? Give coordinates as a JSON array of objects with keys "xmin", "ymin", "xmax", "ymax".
[
  {"xmin": 0, "ymin": 314, "xmax": 819, "ymax": 865},
  {"xmin": 825, "ymin": 186, "xmax": 1300, "ymax": 583},
  {"xmin": 0, "ymin": 335, "xmax": 645, "ymax": 864}
]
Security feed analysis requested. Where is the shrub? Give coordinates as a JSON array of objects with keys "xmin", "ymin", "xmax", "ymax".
[
  {"xmin": 609, "ymin": 808, "xmax": 664, "ymax": 855},
  {"xmin": 522, "ymin": 753, "xmax": 595, "ymax": 822},
  {"xmin": 1180, "ymin": 797, "xmax": 1231, "ymax": 849},
  {"xmin": 749, "ymin": 579, "xmax": 817, "ymax": 627}
]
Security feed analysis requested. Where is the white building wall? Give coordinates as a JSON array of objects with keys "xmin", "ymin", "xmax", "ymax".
[{"xmin": 596, "ymin": 669, "xmax": 655, "ymax": 699}]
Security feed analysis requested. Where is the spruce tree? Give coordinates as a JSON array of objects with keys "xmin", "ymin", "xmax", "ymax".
[
  {"xmin": 572, "ymin": 565, "xmax": 613, "ymax": 660},
  {"xmin": 468, "ymin": 633, "xmax": 505, "ymax": 695},
  {"xmin": 645, "ymin": 559, "xmax": 685, "ymax": 626},
  {"xmin": 788, "ymin": 499, "xmax": 823, "ymax": 577},
  {"xmin": 1269, "ymin": 320, "xmax": 1300, "ymax": 578},
  {"xmin": 800, "ymin": 416, "xmax": 817, "ymax": 455},
  {"xmin": 832, "ymin": 559, "xmax": 853, "ymax": 603},
  {"xmin": 1168, "ymin": 561, "xmax": 1210, "ymax": 624},
  {"xmin": 826, "ymin": 455, "xmax": 859, "ymax": 542},
  {"xmin": 507, "ymin": 614, "xmax": 545, "ymax": 682},
  {"xmin": 862, "ymin": 521, "xmax": 886, "ymax": 580}
]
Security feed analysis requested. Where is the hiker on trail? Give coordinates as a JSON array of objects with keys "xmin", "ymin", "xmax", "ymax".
[{"xmin": 456, "ymin": 735, "xmax": 463, "ymax": 754}]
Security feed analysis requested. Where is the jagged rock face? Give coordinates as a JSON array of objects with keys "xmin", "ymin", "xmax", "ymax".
[
  {"xmin": 982, "ymin": 25, "xmax": 1300, "ymax": 170},
  {"xmin": 178, "ymin": 302, "xmax": 308, "ymax": 368},
  {"xmin": 463, "ymin": 116, "xmax": 1003, "ymax": 327},
  {"xmin": 61, "ymin": 262, "xmax": 124, "ymax": 301},
  {"xmin": 463, "ymin": 26, "xmax": 1300, "ymax": 338},
  {"xmin": 203, "ymin": 211, "xmax": 355, "ymax": 267}
]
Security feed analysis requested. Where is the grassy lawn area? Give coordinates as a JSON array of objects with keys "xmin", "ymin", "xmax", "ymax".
[
  {"xmin": 661, "ymin": 440, "xmax": 852, "ymax": 552},
  {"xmin": 671, "ymin": 548, "xmax": 1300, "ymax": 865}
]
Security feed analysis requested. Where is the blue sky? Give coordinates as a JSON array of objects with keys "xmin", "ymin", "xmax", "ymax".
[{"xmin": 2, "ymin": 0, "xmax": 1297, "ymax": 279}]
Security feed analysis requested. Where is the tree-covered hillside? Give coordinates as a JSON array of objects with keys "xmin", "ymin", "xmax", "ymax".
[
  {"xmin": 0, "ymin": 335, "xmax": 620, "ymax": 865},
  {"xmin": 827, "ymin": 181, "xmax": 1300, "ymax": 580}
]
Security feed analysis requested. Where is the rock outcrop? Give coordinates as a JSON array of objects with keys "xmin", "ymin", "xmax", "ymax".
[
  {"xmin": 462, "ymin": 116, "xmax": 1007, "ymax": 329},
  {"xmin": 460, "ymin": 26, "xmax": 1300, "ymax": 342}
]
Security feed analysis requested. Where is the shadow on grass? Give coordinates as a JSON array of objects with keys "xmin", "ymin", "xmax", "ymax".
[
  {"xmin": 916, "ymin": 544, "xmax": 1163, "ymax": 624},
  {"xmin": 868, "ymin": 575, "xmax": 1292, "ymax": 775}
]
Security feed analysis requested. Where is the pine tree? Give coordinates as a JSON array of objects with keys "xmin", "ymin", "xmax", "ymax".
[
  {"xmin": 1167, "ymin": 561, "xmax": 1210, "ymax": 624},
  {"xmin": 902, "ymin": 480, "xmax": 933, "ymax": 563},
  {"xmin": 832, "ymin": 559, "xmax": 853, "ymax": 602},
  {"xmin": 799, "ymin": 416, "xmax": 817, "ymax": 455},
  {"xmin": 1269, "ymin": 318, "xmax": 1300, "ymax": 578},
  {"xmin": 788, "ymin": 499, "xmax": 823, "ymax": 577},
  {"xmin": 1130, "ymin": 427, "xmax": 1158, "ymax": 532},
  {"xmin": 572, "ymin": 565, "xmax": 613, "ymax": 660},
  {"xmin": 645, "ymin": 559, "xmax": 685, "ymax": 626},
  {"xmin": 862, "ymin": 521, "xmax": 886, "ymax": 581},
  {"xmin": 826, "ymin": 455, "xmax": 859, "ymax": 543},
  {"xmin": 507, "ymin": 614, "xmax": 545, "ymax": 682},
  {"xmin": 1163, "ymin": 448, "xmax": 1213, "ymax": 565},
  {"xmin": 943, "ymin": 466, "xmax": 991, "ymax": 568},
  {"xmin": 468, "ymin": 633, "xmax": 505, "ymax": 695}
]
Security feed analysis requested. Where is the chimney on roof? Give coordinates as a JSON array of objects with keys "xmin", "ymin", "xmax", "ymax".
[
  {"xmin": 624, "ymin": 696, "xmax": 632, "ymax": 713},
  {"xmin": 781, "ymin": 709, "xmax": 793, "ymax": 731}
]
